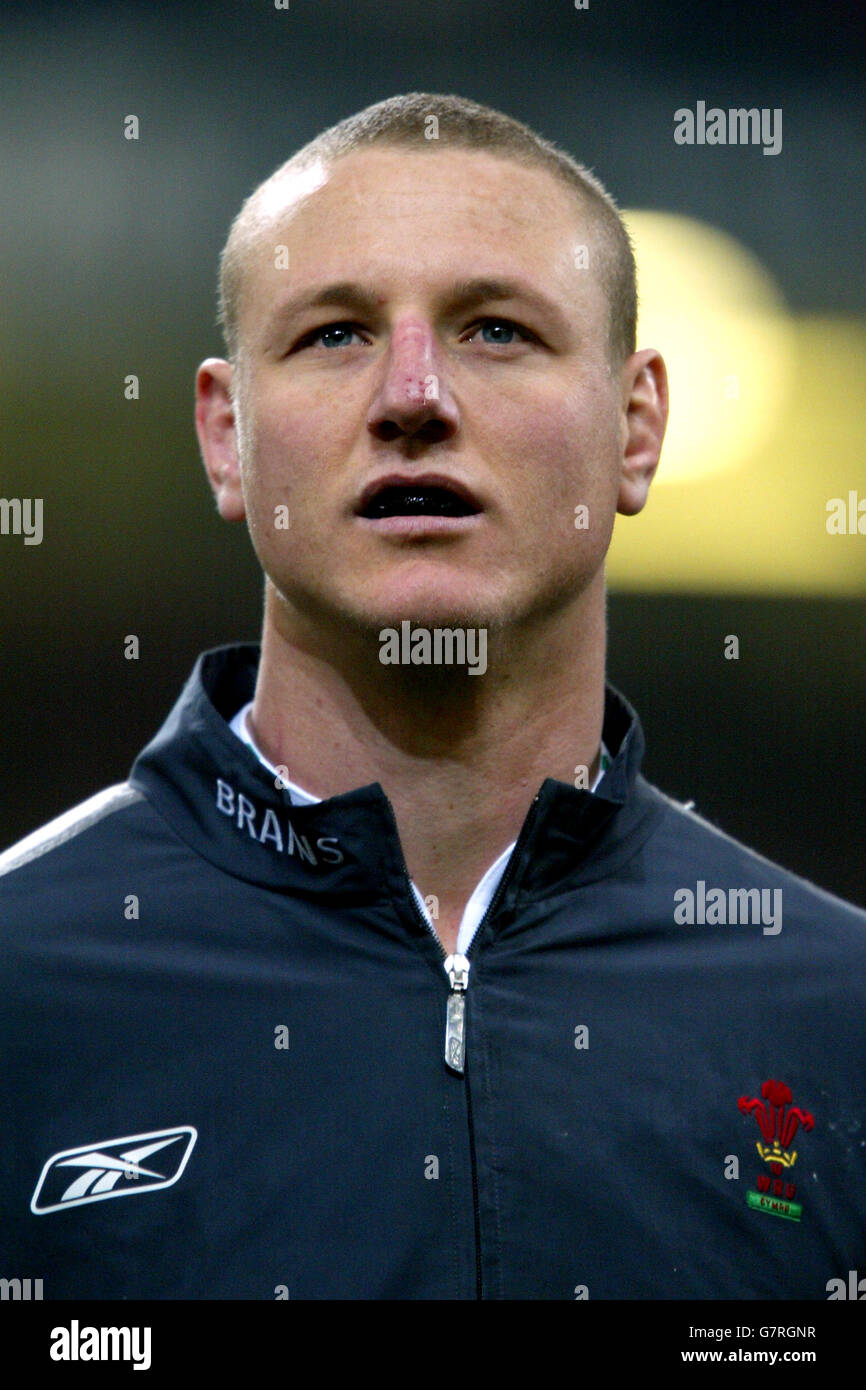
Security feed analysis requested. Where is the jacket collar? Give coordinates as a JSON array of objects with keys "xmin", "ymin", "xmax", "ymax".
[{"xmin": 130, "ymin": 643, "xmax": 663, "ymax": 903}]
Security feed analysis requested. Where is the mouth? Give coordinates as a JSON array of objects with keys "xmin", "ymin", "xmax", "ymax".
[{"xmin": 356, "ymin": 474, "xmax": 482, "ymax": 521}]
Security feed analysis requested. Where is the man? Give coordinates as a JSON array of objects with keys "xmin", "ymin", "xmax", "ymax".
[{"xmin": 1, "ymin": 93, "xmax": 864, "ymax": 1300}]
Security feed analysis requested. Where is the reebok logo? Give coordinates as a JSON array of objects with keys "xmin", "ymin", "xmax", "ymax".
[{"xmin": 31, "ymin": 1126, "xmax": 197, "ymax": 1214}]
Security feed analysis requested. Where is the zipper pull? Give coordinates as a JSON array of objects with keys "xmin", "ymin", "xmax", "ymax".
[{"xmin": 443, "ymin": 953, "xmax": 471, "ymax": 1074}]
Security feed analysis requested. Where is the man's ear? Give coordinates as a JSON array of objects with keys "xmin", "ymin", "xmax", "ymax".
[
  {"xmin": 195, "ymin": 358, "xmax": 246, "ymax": 522},
  {"xmin": 616, "ymin": 348, "xmax": 669, "ymax": 516}
]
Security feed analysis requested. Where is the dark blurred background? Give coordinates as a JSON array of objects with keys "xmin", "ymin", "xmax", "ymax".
[{"xmin": 1, "ymin": 0, "xmax": 864, "ymax": 903}]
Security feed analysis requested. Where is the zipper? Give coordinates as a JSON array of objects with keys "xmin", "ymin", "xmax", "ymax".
[
  {"xmin": 381, "ymin": 796, "xmax": 457, "ymax": 1061},
  {"xmin": 383, "ymin": 788, "xmax": 543, "ymax": 1302},
  {"xmin": 467, "ymin": 790, "xmax": 543, "ymax": 957},
  {"xmin": 385, "ymin": 790, "xmax": 543, "ymax": 1074},
  {"xmin": 391, "ymin": 833, "xmax": 468, "ymax": 1075},
  {"xmin": 443, "ymin": 952, "xmax": 470, "ymax": 1072}
]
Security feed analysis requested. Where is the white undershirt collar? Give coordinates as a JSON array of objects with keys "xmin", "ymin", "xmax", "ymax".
[{"xmin": 229, "ymin": 701, "xmax": 610, "ymax": 956}]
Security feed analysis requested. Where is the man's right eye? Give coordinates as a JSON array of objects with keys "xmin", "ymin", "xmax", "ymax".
[{"xmin": 296, "ymin": 322, "xmax": 367, "ymax": 350}]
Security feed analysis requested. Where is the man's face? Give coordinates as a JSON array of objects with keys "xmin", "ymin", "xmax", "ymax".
[{"xmin": 217, "ymin": 147, "xmax": 638, "ymax": 637}]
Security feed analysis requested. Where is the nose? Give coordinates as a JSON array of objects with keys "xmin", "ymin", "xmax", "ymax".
[{"xmin": 367, "ymin": 316, "xmax": 459, "ymax": 444}]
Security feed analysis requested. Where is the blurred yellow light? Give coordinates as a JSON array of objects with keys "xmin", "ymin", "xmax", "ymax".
[{"xmin": 622, "ymin": 211, "xmax": 795, "ymax": 484}]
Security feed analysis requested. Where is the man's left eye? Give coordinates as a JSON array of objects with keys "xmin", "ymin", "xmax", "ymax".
[{"xmin": 468, "ymin": 319, "xmax": 530, "ymax": 345}]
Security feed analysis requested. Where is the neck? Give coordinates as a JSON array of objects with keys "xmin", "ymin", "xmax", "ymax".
[{"xmin": 248, "ymin": 576, "xmax": 607, "ymax": 950}]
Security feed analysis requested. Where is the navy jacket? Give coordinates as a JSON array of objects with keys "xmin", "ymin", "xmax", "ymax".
[{"xmin": 1, "ymin": 644, "xmax": 864, "ymax": 1299}]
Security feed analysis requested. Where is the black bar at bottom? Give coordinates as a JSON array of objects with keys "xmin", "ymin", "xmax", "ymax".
[{"xmin": 0, "ymin": 1298, "xmax": 861, "ymax": 1375}]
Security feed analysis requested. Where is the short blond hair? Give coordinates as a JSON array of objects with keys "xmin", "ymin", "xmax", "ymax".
[{"xmin": 217, "ymin": 92, "xmax": 637, "ymax": 367}]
